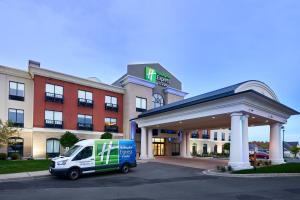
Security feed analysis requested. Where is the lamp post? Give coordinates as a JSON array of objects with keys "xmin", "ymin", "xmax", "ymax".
[{"xmin": 281, "ymin": 126, "xmax": 285, "ymax": 158}]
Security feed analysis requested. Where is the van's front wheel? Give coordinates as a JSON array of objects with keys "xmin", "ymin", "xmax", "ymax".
[
  {"xmin": 121, "ymin": 164, "xmax": 129, "ymax": 174},
  {"xmin": 68, "ymin": 168, "xmax": 80, "ymax": 180}
]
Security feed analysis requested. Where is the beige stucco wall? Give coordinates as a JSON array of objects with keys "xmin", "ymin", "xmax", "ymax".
[
  {"xmin": 165, "ymin": 93, "xmax": 184, "ymax": 104},
  {"xmin": 32, "ymin": 130, "xmax": 109, "ymax": 159},
  {"xmin": 0, "ymin": 66, "xmax": 34, "ymax": 158},
  {"xmin": 123, "ymin": 83, "xmax": 154, "ymax": 139},
  {"xmin": 0, "ymin": 66, "xmax": 34, "ymax": 128}
]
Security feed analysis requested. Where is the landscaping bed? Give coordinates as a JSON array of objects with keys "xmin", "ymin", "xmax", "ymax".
[
  {"xmin": 0, "ymin": 160, "xmax": 51, "ymax": 174},
  {"xmin": 233, "ymin": 163, "xmax": 300, "ymax": 174}
]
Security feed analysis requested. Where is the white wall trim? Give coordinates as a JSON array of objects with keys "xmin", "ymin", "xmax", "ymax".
[
  {"xmin": 120, "ymin": 75, "xmax": 156, "ymax": 88},
  {"xmin": 29, "ymin": 66, "xmax": 125, "ymax": 94},
  {"xmin": 164, "ymin": 86, "xmax": 188, "ymax": 97},
  {"xmin": 32, "ymin": 127, "xmax": 124, "ymax": 136},
  {"xmin": 0, "ymin": 65, "xmax": 31, "ymax": 79}
]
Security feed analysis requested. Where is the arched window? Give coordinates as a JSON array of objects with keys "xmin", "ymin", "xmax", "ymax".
[
  {"xmin": 8, "ymin": 137, "xmax": 24, "ymax": 157},
  {"xmin": 46, "ymin": 138, "xmax": 60, "ymax": 158},
  {"xmin": 152, "ymin": 93, "xmax": 164, "ymax": 108}
]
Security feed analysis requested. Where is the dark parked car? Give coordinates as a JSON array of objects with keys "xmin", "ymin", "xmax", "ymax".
[{"xmin": 250, "ymin": 152, "xmax": 269, "ymax": 160}]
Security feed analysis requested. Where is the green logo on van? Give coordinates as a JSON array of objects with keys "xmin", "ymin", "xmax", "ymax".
[{"xmin": 95, "ymin": 140, "xmax": 119, "ymax": 166}]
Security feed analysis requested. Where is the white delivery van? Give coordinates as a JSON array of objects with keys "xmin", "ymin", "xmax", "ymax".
[{"xmin": 49, "ymin": 139, "xmax": 136, "ymax": 180}]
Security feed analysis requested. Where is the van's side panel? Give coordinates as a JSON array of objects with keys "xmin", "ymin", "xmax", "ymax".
[
  {"xmin": 94, "ymin": 139, "xmax": 120, "ymax": 171},
  {"xmin": 119, "ymin": 140, "xmax": 136, "ymax": 167}
]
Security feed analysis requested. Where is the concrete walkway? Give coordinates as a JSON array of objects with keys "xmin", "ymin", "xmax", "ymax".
[
  {"xmin": 0, "ymin": 170, "xmax": 49, "ymax": 181},
  {"xmin": 150, "ymin": 156, "xmax": 228, "ymax": 170}
]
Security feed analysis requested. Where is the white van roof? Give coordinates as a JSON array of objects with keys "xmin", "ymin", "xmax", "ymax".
[{"xmin": 75, "ymin": 139, "xmax": 133, "ymax": 146}]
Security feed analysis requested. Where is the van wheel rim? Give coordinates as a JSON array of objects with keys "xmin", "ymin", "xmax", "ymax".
[{"xmin": 71, "ymin": 171, "xmax": 78, "ymax": 179}]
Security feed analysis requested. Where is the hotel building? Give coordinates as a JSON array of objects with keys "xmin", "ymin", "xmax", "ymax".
[{"xmin": 0, "ymin": 60, "xmax": 298, "ymax": 170}]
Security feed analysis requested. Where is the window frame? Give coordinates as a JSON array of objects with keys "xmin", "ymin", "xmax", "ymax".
[
  {"xmin": 46, "ymin": 138, "xmax": 60, "ymax": 158},
  {"xmin": 78, "ymin": 90, "xmax": 93, "ymax": 107},
  {"xmin": 45, "ymin": 83, "xmax": 64, "ymax": 103},
  {"xmin": 44, "ymin": 110, "xmax": 63, "ymax": 128},
  {"xmin": 77, "ymin": 114, "xmax": 93, "ymax": 131},
  {"xmin": 152, "ymin": 93, "xmax": 164, "ymax": 108},
  {"xmin": 105, "ymin": 95, "xmax": 118, "ymax": 112},
  {"xmin": 9, "ymin": 81, "xmax": 25, "ymax": 101},
  {"xmin": 8, "ymin": 108, "xmax": 24, "ymax": 127},
  {"xmin": 136, "ymin": 97, "xmax": 147, "ymax": 112}
]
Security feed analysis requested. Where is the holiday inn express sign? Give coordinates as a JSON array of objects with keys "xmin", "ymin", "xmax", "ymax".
[{"xmin": 145, "ymin": 66, "xmax": 170, "ymax": 87}]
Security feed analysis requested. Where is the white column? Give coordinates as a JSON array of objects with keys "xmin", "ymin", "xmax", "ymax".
[
  {"xmin": 241, "ymin": 115, "xmax": 251, "ymax": 168},
  {"xmin": 180, "ymin": 132, "xmax": 187, "ymax": 157},
  {"xmin": 269, "ymin": 123, "xmax": 285, "ymax": 164},
  {"xmin": 186, "ymin": 131, "xmax": 192, "ymax": 158},
  {"xmin": 228, "ymin": 113, "xmax": 245, "ymax": 170},
  {"xmin": 140, "ymin": 127, "xmax": 148, "ymax": 159},
  {"xmin": 147, "ymin": 128, "xmax": 154, "ymax": 159}
]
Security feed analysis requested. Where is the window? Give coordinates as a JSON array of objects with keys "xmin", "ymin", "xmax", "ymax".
[
  {"xmin": 46, "ymin": 138, "xmax": 60, "ymax": 158},
  {"xmin": 77, "ymin": 114, "xmax": 93, "ymax": 131},
  {"xmin": 7, "ymin": 137, "xmax": 24, "ymax": 157},
  {"xmin": 105, "ymin": 96, "xmax": 118, "ymax": 112},
  {"xmin": 9, "ymin": 81, "xmax": 25, "ymax": 101},
  {"xmin": 136, "ymin": 97, "xmax": 147, "ymax": 112},
  {"xmin": 152, "ymin": 93, "xmax": 164, "ymax": 108},
  {"xmin": 191, "ymin": 130, "xmax": 199, "ymax": 138},
  {"xmin": 8, "ymin": 109, "xmax": 24, "ymax": 127},
  {"xmin": 45, "ymin": 84, "xmax": 64, "ymax": 103},
  {"xmin": 214, "ymin": 132, "xmax": 218, "ymax": 141},
  {"xmin": 222, "ymin": 132, "xmax": 225, "ymax": 141},
  {"xmin": 202, "ymin": 130, "xmax": 209, "ymax": 139},
  {"xmin": 78, "ymin": 90, "xmax": 93, "ymax": 107},
  {"xmin": 45, "ymin": 110, "xmax": 63, "ymax": 128},
  {"xmin": 104, "ymin": 117, "xmax": 118, "ymax": 133},
  {"xmin": 73, "ymin": 146, "xmax": 93, "ymax": 160}
]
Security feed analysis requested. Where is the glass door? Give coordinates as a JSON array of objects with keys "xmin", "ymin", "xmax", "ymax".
[{"xmin": 152, "ymin": 138, "xmax": 165, "ymax": 156}]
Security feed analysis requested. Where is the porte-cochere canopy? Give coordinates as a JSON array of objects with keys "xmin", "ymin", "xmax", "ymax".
[{"xmin": 134, "ymin": 80, "xmax": 299, "ymax": 170}]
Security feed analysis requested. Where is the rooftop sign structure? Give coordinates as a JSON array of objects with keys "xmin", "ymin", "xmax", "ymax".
[{"xmin": 145, "ymin": 66, "xmax": 170, "ymax": 87}]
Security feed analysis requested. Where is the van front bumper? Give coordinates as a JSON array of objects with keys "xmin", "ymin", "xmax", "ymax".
[{"xmin": 49, "ymin": 167, "xmax": 68, "ymax": 176}]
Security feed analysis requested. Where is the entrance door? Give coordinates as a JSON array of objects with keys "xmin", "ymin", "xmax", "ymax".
[
  {"xmin": 152, "ymin": 138, "xmax": 165, "ymax": 156},
  {"xmin": 171, "ymin": 143, "xmax": 180, "ymax": 156}
]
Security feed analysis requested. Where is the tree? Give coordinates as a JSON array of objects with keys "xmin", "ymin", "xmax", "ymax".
[
  {"xmin": 60, "ymin": 131, "xmax": 79, "ymax": 148},
  {"xmin": 289, "ymin": 146, "xmax": 300, "ymax": 158},
  {"xmin": 0, "ymin": 120, "xmax": 20, "ymax": 147},
  {"xmin": 101, "ymin": 132, "xmax": 113, "ymax": 139},
  {"xmin": 223, "ymin": 143, "xmax": 230, "ymax": 153}
]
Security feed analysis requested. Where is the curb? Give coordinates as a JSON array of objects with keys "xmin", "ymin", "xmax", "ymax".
[
  {"xmin": 0, "ymin": 161, "xmax": 147, "ymax": 181},
  {"xmin": 0, "ymin": 170, "xmax": 50, "ymax": 182},
  {"xmin": 202, "ymin": 169, "xmax": 300, "ymax": 178}
]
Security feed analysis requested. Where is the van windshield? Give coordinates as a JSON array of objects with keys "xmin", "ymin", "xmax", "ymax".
[{"xmin": 62, "ymin": 145, "xmax": 82, "ymax": 157}]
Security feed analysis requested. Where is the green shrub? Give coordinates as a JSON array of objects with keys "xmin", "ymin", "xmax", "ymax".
[
  {"xmin": 101, "ymin": 132, "xmax": 113, "ymax": 139},
  {"xmin": 10, "ymin": 153, "xmax": 20, "ymax": 160},
  {"xmin": 60, "ymin": 131, "xmax": 79, "ymax": 148},
  {"xmin": 0, "ymin": 153, "xmax": 7, "ymax": 160},
  {"xmin": 216, "ymin": 165, "xmax": 221, "ymax": 171}
]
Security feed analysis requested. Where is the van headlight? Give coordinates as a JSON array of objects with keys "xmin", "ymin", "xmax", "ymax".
[{"xmin": 57, "ymin": 159, "xmax": 68, "ymax": 166}]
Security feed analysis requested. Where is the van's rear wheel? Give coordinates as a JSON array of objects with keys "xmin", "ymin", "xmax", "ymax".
[
  {"xmin": 121, "ymin": 164, "xmax": 129, "ymax": 174},
  {"xmin": 68, "ymin": 168, "xmax": 80, "ymax": 180}
]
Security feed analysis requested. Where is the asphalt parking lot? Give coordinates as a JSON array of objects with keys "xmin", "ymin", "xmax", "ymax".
[{"xmin": 0, "ymin": 162, "xmax": 299, "ymax": 200}]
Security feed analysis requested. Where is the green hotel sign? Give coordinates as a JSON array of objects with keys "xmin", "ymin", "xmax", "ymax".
[{"xmin": 145, "ymin": 66, "xmax": 170, "ymax": 87}]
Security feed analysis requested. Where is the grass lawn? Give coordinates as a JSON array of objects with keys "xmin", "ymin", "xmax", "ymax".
[
  {"xmin": 0, "ymin": 160, "xmax": 51, "ymax": 174},
  {"xmin": 233, "ymin": 163, "xmax": 300, "ymax": 174}
]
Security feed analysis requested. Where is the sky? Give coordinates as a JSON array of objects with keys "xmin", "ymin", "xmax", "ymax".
[{"xmin": 0, "ymin": 0, "xmax": 299, "ymax": 142}]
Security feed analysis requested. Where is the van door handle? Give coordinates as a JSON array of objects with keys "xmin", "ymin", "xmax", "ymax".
[{"xmin": 90, "ymin": 158, "xmax": 94, "ymax": 161}]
